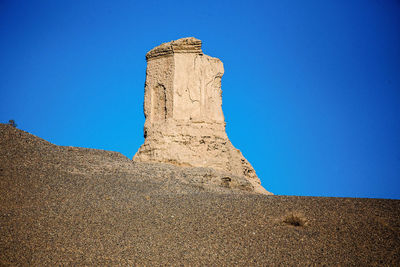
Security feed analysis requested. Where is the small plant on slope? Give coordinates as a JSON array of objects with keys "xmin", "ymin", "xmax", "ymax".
[{"xmin": 283, "ymin": 213, "xmax": 307, "ymax": 227}]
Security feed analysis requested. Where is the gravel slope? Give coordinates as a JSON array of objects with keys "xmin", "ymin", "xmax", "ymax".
[{"xmin": 1, "ymin": 124, "xmax": 399, "ymax": 265}]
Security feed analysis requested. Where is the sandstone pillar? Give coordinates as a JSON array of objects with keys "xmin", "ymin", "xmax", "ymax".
[{"xmin": 134, "ymin": 37, "xmax": 270, "ymax": 194}]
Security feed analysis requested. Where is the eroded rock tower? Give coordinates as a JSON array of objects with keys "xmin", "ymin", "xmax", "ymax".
[{"xmin": 134, "ymin": 37, "xmax": 270, "ymax": 194}]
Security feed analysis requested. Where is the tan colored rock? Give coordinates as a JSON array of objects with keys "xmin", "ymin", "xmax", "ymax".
[{"xmin": 134, "ymin": 37, "xmax": 271, "ymax": 195}]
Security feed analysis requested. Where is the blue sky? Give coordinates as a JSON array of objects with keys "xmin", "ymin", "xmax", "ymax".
[{"xmin": 1, "ymin": 0, "xmax": 399, "ymax": 199}]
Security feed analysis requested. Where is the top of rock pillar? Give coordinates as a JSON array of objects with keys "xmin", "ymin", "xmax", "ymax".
[{"xmin": 146, "ymin": 37, "xmax": 203, "ymax": 60}]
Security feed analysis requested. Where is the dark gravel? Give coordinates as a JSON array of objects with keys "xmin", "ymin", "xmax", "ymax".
[{"xmin": 1, "ymin": 124, "xmax": 399, "ymax": 266}]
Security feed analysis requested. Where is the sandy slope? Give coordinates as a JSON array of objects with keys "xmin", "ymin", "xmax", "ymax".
[{"xmin": 0, "ymin": 124, "xmax": 399, "ymax": 265}]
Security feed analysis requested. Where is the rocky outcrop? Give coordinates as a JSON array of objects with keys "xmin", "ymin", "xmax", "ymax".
[{"xmin": 134, "ymin": 37, "xmax": 271, "ymax": 194}]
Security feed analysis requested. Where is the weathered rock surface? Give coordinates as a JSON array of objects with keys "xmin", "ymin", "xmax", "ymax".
[{"xmin": 134, "ymin": 37, "xmax": 270, "ymax": 194}]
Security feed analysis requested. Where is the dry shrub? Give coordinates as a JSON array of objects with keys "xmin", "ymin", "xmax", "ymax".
[{"xmin": 283, "ymin": 213, "xmax": 307, "ymax": 227}]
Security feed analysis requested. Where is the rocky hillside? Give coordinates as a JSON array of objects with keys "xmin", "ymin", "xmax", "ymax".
[{"xmin": 1, "ymin": 124, "xmax": 399, "ymax": 265}]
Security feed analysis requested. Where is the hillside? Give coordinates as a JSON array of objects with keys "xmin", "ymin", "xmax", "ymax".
[{"xmin": 0, "ymin": 124, "xmax": 399, "ymax": 265}]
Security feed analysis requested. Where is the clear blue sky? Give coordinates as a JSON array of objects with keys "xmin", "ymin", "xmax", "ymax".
[{"xmin": 1, "ymin": 0, "xmax": 399, "ymax": 199}]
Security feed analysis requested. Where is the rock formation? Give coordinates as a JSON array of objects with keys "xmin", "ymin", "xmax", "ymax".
[{"xmin": 134, "ymin": 37, "xmax": 270, "ymax": 194}]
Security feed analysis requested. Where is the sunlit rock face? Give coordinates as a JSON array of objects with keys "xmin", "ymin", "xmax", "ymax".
[{"xmin": 134, "ymin": 37, "xmax": 271, "ymax": 194}]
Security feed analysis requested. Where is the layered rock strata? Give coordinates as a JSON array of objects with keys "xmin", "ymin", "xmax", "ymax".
[{"xmin": 134, "ymin": 37, "xmax": 270, "ymax": 194}]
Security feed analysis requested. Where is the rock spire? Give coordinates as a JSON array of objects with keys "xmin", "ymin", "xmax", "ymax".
[{"xmin": 134, "ymin": 37, "xmax": 271, "ymax": 194}]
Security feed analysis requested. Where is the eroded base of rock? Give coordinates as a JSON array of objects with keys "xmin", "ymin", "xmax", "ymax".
[{"xmin": 133, "ymin": 120, "xmax": 271, "ymax": 195}]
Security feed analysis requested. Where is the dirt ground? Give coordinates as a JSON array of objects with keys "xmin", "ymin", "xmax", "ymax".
[{"xmin": 1, "ymin": 124, "xmax": 399, "ymax": 265}]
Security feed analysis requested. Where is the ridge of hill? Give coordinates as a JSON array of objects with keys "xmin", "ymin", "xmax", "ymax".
[{"xmin": 0, "ymin": 124, "xmax": 399, "ymax": 265}]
